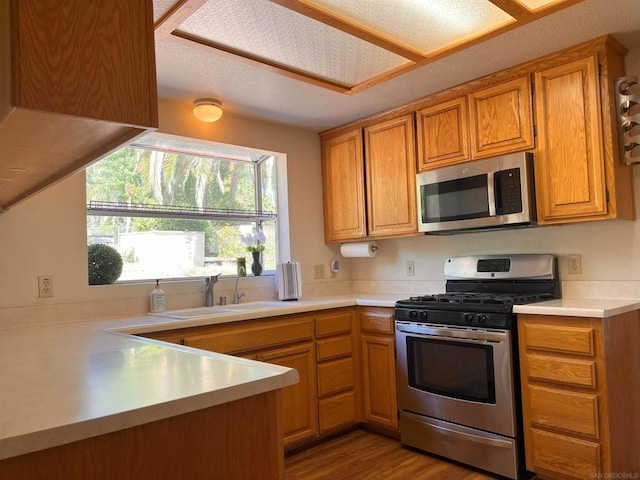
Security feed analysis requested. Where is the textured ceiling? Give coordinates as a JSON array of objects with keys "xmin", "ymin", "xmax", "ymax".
[
  {"xmin": 178, "ymin": 0, "xmax": 409, "ymax": 86},
  {"xmin": 154, "ymin": 0, "xmax": 640, "ymax": 132}
]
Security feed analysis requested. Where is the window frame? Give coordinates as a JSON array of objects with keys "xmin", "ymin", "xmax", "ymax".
[{"xmin": 85, "ymin": 132, "xmax": 291, "ymax": 283}]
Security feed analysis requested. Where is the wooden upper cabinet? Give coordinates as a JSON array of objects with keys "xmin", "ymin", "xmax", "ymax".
[
  {"xmin": 416, "ymin": 96, "xmax": 470, "ymax": 171},
  {"xmin": 364, "ymin": 114, "xmax": 417, "ymax": 237},
  {"xmin": 416, "ymin": 76, "xmax": 533, "ymax": 171},
  {"xmin": 535, "ymin": 55, "xmax": 607, "ymax": 222},
  {"xmin": 534, "ymin": 39, "xmax": 635, "ymax": 225},
  {"xmin": 468, "ymin": 76, "xmax": 534, "ymax": 159},
  {"xmin": 0, "ymin": 0, "xmax": 158, "ymax": 211},
  {"xmin": 321, "ymin": 129, "xmax": 367, "ymax": 243}
]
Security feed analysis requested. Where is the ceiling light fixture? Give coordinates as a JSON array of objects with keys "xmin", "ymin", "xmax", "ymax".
[{"xmin": 193, "ymin": 98, "xmax": 223, "ymax": 122}]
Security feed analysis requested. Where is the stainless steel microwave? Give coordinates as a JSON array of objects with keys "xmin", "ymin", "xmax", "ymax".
[{"xmin": 416, "ymin": 152, "xmax": 536, "ymax": 234}]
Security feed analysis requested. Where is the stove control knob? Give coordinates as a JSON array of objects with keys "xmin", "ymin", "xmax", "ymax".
[
  {"xmin": 419, "ymin": 311, "xmax": 428, "ymax": 320},
  {"xmin": 409, "ymin": 310, "xmax": 418, "ymax": 319},
  {"xmin": 477, "ymin": 314, "xmax": 487, "ymax": 324},
  {"xmin": 463, "ymin": 313, "xmax": 474, "ymax": 324}
]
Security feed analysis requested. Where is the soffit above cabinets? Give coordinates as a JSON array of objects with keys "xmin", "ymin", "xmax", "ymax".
[{"xmin": 154, "ymin": 0, "xmax": 584, "ymax": 95}]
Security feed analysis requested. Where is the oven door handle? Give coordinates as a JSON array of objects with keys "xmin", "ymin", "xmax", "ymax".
[
  {"xmin": 396, "ymin": 323, "xmax": 507, "ymax": 342},
  {"xmin": 428, "ymin": 421, "xmax": 513, "ymax": 449}
]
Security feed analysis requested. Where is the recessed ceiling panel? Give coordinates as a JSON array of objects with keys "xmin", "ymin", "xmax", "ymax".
[
  {"xmin": 304, "ymin": 0, "xmax": 514, "ymax": 54},
  {"xmin": 178, "ymin": 0, "xmax": 410, "ymax": 86},
  {"xmin": 515, "ymin": 0, "xmax": 567, "ymax": 11}
]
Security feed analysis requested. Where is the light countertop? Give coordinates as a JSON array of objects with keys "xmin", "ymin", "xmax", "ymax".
[
  {"xmin": 0, "ymin": 295, "xmax": 396, "ymax": 461},
  {"xmin": 2, "ymin": 293, "xmax": 638, "ymax": 461},
  {"xmin": 513, "ymin": 298, "xmax": 640, "ymax": 318}
]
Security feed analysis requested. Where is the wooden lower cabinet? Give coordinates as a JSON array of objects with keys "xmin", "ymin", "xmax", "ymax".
[
  {"xmin": 257, "ymin": 342, "xmax": 318, "ymax": 446},
  {"xmin": 319, "ymin": 391, "xmax": 356, "ymax": 432},
  {"xmin": 143, "ymin": 308, "xmax": 364, "ymax": 450},
  {"xmin": 142, "ymin": 314, "xmax": 318, "ymax": 448},
  {"xmin": 530, "ymin": 428, "xmax": 601, "ymax": 478},
  {"xmin": 0, "ymin": 391, "xmax": 284, "ymax": 480},
  {"xmin": 358, "ymin": 307, "xmax": 398, "ymax": 432},
  {"xmin": 315, "ymin": 309, "xmax": 358, "ymax": 434},
  {"xmin": 518, "ymin": 313, "xmax": 640, "ymax": 478},
  {"xmin": 143, "ymin": 306, "xmax": 403, "ymax": 448}
]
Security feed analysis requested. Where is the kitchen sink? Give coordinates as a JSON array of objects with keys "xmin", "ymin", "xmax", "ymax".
[
  {"xmin": 150, "ymin": 301, "xmax": 287, "ymax": 319},
  {"xmin": 150, "ymin": 307, "xmax": 239, "ymax": 320},
  {"xmin": 225, "ymin": 301, "xmax": 286, "ymax": 310}
]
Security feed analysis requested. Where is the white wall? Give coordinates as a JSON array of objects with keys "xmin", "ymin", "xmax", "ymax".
[{"xmin": 0, "ymin": 98, "xmax": 347, "ymax": 327}]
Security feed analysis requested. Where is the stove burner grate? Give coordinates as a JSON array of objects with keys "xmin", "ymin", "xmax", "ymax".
[{"xmin": 407, "ymin": 292, "xmax": 555, "ymax": 308}]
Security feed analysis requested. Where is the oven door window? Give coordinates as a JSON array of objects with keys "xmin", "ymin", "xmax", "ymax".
[
  {"xmin": 407, "ymin": 337, "xmax": 496, "ymax": 404},
  {"xmin": 420, "ymin": 174, "xmax": 489, "ymax": 223}
]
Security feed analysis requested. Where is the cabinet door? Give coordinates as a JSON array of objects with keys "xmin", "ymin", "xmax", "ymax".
[
  {"xmin": 534, "ymin": 55, "xmax": 607, "ymax": 222},
  {"xmin": 416, "ymin": 96, "xmax": 470, "ymax": 171},
  {"xmin": 321, "ymin": 129, "xmax": 367, "ymax": 242},
  {"xmin": 257, "ymin": 342, "xmax": 318, "ymax": 446},
  {"xmin": 361, "ymin": 334, "xmax": 398, "ymax": 430},
  {"xmin": 364, "ymin": 114, "xmax": 417, "ymax": 237},
  {"xmin": 0, "ymin": 0, "xmax": 158, "ymax": 211},
  {"xmin": 469, "ymin": 76, "xmax": 534, "ymax": 159},
  {"xmin": 318, "ymin": 391, "xmax": 356, "ymax": 433}
]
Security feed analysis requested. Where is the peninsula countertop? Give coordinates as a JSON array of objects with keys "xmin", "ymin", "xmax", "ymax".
[{"xmin": 0, "ymin": 295, "xmax": 397, "ymax": 461}]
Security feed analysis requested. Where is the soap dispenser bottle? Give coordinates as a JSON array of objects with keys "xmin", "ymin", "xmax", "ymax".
[{"xmin": 150, "ymin": 279, "xmax": 166, "ymax": 313}]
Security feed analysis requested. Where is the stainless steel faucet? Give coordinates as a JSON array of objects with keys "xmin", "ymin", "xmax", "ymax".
[
  {"xmin": 233, "ymin": 267, "xmax": 246, "ymax": 304},
  {"xmin": 205, "ymin": 274, "xmax": 220, "ymax": 307}
]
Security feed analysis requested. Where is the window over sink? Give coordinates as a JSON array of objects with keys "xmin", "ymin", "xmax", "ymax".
[{"xmin": 85, "ymin": 132, "xmax": 288, "ymax": 283}]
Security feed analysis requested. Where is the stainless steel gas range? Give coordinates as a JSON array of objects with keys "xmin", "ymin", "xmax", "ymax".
[{"xmin": 394, "ymin": 254, "xmax": 560, "ymax": 479}]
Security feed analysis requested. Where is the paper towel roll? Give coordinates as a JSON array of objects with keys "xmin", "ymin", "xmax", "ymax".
[{"xmin": 340, "ymin": 242, "xmax": 378, "ymax": 258}]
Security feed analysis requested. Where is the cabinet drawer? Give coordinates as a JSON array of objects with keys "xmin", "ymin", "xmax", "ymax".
[
  {"xmin": 183, "ymin": 317, "xmax": 314, "ymax": 354},
  {"xmin": 531, "ymin": 428, "xmax": 601, "ymax": 477},
  {"xmin": 360, "ymin": 309, "xmax": 394, "ymax": 334},
  {"xmin": 523, "ymin": 323, "xmax": 595, "ymax": 356},
  {"xmin": 317, "ymin": 357, "xmax": 354, "ymax": 397},
  {"xmin": 317, "ymin": 335, "xmax": 352, "ymax": 361},
  {"xmin": 319, "ymin": 391, "xmax": 356, "ymax": 433},
  {"xmin": 315, "ymin": 310, "xmax": 353, "ymax": 337},
  {"xmin": 529, "ymin": 385, "xmax": 599, "ymax": 438},
  {"xmin": 527, "ymin": 353, "xmax": 596, "ymax": 388}
]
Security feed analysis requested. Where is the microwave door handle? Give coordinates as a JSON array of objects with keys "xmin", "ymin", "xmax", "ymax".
[{"xmin": 487, "ymin": 171, "xmax": 496, "ymax": 216}]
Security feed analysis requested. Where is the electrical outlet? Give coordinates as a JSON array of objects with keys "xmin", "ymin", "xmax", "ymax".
[
  {"xmin": 568, "ymin": 254, "xmax": 582, "ymax": 274},
  {"xmin": 407, "ymin": 260, "xmax": 415, "ymax": 276},
  {"xmin": 38, "ymin": 275, "xmax": 53, "ymax": 298},
  {"xmin": 313, "ymin": 264, "xmax": 325, "ymax": 280}
]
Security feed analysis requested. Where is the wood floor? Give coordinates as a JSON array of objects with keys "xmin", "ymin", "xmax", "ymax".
[{"xmin": 285, "ymin": 429, "xmax": 498, "ymax": 480}]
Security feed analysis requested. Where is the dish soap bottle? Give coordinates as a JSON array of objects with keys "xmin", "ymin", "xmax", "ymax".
[{"xmin": 150, "ymin": 279, "xmax": 166, "ymax": 313}]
